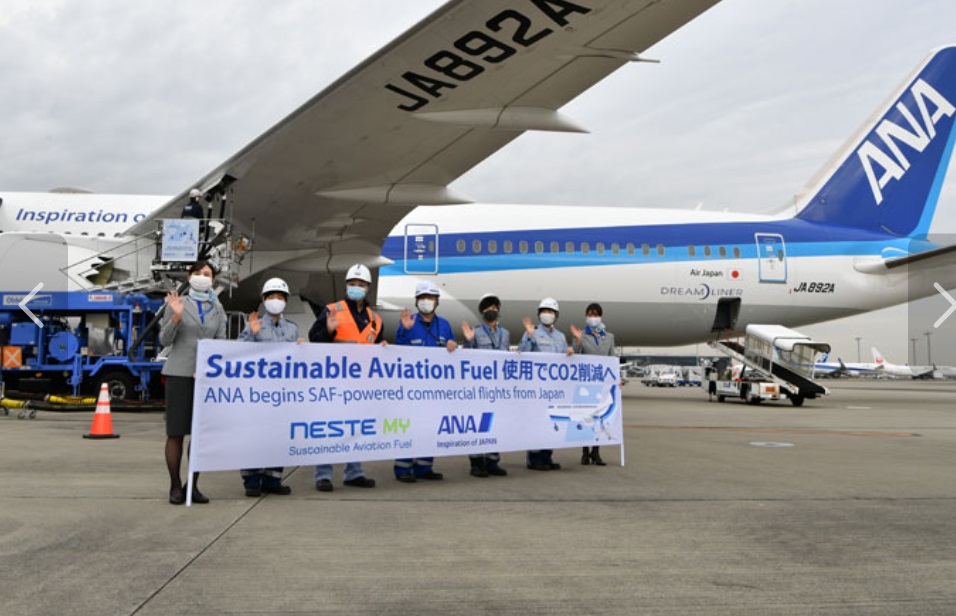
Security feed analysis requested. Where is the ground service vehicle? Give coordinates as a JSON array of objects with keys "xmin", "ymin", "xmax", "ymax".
[
  {"xmin": 707, "ymin": 325, "xmax": 830, "ymax": 406},
  {"xmin": 0, "ymin": 291, "xmax": 166, "ymax": 408}
]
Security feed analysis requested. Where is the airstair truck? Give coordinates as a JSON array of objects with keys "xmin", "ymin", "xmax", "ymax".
[{"xmin": 707, "ymin": 324, "xmax": 830, "ymax": 406}]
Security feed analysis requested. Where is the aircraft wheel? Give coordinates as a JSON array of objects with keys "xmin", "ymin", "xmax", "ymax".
[
  {"xmin": 717, "ymin": 395, "xmax": 726, "ymax": 403},
  {"xmin": 789, "ymin": 394, "xmax": 805, "ymax": 407}
]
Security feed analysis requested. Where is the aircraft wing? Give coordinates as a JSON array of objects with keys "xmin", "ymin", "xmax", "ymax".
[{"xmin": 127, "ymin": 0, "xmax": 720, "ymax": 273}]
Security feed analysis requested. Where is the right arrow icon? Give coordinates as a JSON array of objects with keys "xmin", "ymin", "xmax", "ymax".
[
  {"xmin": 18, "ymin": 282, "xmax": 44, "ymax": 328},
  {"xmin": 933, "ymin": 282, "xmax": 956, "ymax": 329}
]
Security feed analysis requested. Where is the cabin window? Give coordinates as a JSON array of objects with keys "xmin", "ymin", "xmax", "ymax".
[
  {"xmin": 626, "ymin": 243, "xmax": 635, "ymax": 255},
  {"xmin": 704, "ymin": 246, "xmax": 712, "ymax": 257},
  {"xmin": 456, "ymin": 239, "xmax": 465, "ymax": 253},
  {"xmin": 718, "ymin": 246, "xmax": 727, "ymax": 257},
  {"xmin": 550, "ymin": 241, "xmax": 559, "ymax": 253},
  {"xmin": 519, "ymin": 240, "xmax": 528, "ymax": 254},
  {"xmin": 611, "ymin": 242, "xmax": 620, "ymax": 255},
  {"xmin": 504, "ymin": 240, "xmax": 513, "ymax": 254},
  {"xmin": 596, "ymin": 242, "xmax": 605, "ymax": 255},
  {"xmin": 688, "ymin": 245, "xmax": 696, "ymax": 257},
  {"xmin": 472, "ymin": 239, "xmax": 481, "ymax": 253},
  {"xmin": 566, "ymin": 241, "xmax": 574, "ymax": 254},
  {"xmin": 656, "ymin": 244, "xmax": 665, "ymax": 256},
  {"xmin": 641, "ymin": 244, "xmax": 650, "ymax": 257},
  {"xmin": 534, "ymin": 241, "xmax": 544, "ymax": 253},
  {"xmin": 733, "ymin": 246, "xmax": 741, "ymax": 258},
  {"xmin": 488, "ymin": 240, "xmax": 497, "ymax": 254}
]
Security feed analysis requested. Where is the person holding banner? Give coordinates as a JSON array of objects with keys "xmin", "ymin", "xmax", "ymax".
[
  {"xmin": 307, "ymin": 264, "xmax": 380, "ymax": 492},
  {"xmin": 570, "ymin": 302, "xmax": 615, "ymax": 466},
  {"xmin": 461, "ymin": 293, "xmax": 509, "ymax": 478},
  {"xmin": 237, "ymin": 277, "xmax": 302, "ymax": 497},
  {"xmin": 160, "ymin": 261, "xmax": 227, "ymax": 505},
  {"xmin": 393, "ymin": 280, "xmax": 457, "ymax": 482},
  {"xmin": 519, "ymin": 297, "xmax": 573, "ymax": 471}
]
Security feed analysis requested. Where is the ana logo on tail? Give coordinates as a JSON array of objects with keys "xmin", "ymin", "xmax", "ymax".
[{"xmin": 857, "ymin": 78, "xmax": 955, "ymax": 205}]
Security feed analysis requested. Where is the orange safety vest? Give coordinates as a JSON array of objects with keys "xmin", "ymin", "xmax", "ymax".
[{"xmin": 327, "ymin": 300, "xmax": 382, "ymax": 344}]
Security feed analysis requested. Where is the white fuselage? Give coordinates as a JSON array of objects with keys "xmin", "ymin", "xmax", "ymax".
[{"xmin": 0, "ymin": 192, "xmax": 948, "ymax": 347}]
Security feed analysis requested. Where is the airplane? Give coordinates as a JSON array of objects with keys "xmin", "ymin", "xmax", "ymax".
[
  {"xmin": 813, "ymin": 353, "xmax": 879, "ymax": 378},
  {"xmin": 548, "ymin": 385, "xmax": 617, "ymax": 441},
  {"xmin": 3, "ymin": 0, "xmax": 956, "ymax": 350},
  {"xmin": 548, "ymin": 385, "xmax": 617, "ymax": 426},
  {"xmin": 871, "ymin": 347, "xmax": 936, "ymax": 379}
]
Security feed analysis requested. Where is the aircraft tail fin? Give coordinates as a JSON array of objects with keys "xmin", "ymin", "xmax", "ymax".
[
  {"xmin": 795, "ymin": 46, "xmax": 956, "ymax": 237},
  {"xmin": 872, "ymin": 347, "xmax": 886, "ymax": 365}
]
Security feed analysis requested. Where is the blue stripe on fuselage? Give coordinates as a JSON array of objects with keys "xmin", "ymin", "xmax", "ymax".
[{"xmin": 381, "ymin": 218, "xmax": 932, "ymax": 275}]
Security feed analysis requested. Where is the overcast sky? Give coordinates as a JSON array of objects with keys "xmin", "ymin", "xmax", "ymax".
[{"xmin": 2, "ymin": 0, "xmax": 956, "ymax": 363}]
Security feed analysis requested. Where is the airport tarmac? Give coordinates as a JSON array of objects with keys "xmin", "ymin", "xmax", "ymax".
[{"xmin": 1, "ymin": 380, "xmax": 954, "ymax": 616}]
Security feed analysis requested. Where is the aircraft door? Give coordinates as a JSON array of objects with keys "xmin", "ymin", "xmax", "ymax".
[
  {"xmin": 754, "ymin": 233, "xmax": 787, "ymax": 283},
  {"xmin": 404, "ymin": 224, "xmax": 438, "ymax": 274},
  {"xmin": 711, "ymin": 297, "xmax": 741, "ymax": 332}
]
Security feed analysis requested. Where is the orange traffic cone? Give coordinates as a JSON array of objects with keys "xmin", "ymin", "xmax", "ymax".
[{"xmin": 84, "ymin": 382, "xmax": 120, "ymax": 439}]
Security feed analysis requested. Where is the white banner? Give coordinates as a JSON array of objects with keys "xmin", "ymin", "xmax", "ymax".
[{"xmin": 188, "ymin": 340, "xmax": 623, "ymax": 473}]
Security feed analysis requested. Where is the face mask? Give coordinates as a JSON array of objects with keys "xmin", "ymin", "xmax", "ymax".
[
  {"xmin": 417, "ymin": 299, "xmax": 436, "ymax": 315},
  {"xmin": 264, "ymin": 298, "xmax": 286, "ymax": 315},
  {"xmin": 482, "ymin": 309, "xmax": 499, "ymax": 323},
  {"xmin": 346, "ymin": 285, "xmax": 367, "ymax": 302},
  {"xmin": 539, "ymin": 312, "xmax": 556, "ymax": 326},
  {"xmin": 189, "ymin": 275, "xmax": 213, "ymax": 292},
  {"xmin": 586, "ymin": 317, "xmax": 602, "ymax": 328}
]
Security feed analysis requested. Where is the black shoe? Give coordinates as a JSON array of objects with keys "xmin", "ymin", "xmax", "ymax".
[
  {"xmin": 396, "ymin": 474, "xmax": 417, "ymax": 483},
  {"xmin": 263, "ymin": 484, "xmax": 292, "ymax": 495},
  {"xmin": 315, "ymin": 479, "xmax": 334, "ymax": 492},
  {"xmin": 548, "ymin": 463, "xmax": 562, "ymax": 470},
  {"xmin": 418, "ymin": 470, "xmax": 444, "ymax": 480},
  {"xmin": 245, "ymin": 487, "xmax": 262, "ymax": 498},
  {"xmin": 470, "ymin": 467, "xmax": 489, "ymax": 478},
  {"xmin": 527, "ymin": 464, "xmax": 551, "ymax": 471},
  {"xmin": 581, "ymin": 452, "xmax": 591, "ymax": 465},
  {"xmin": 486, "ymin": 465, "xmax": 508, "ymax": 476},
  {"xmin": 343, "ymin": 476, "xmax": 376, "ymax": 488},
  {"xmin": 191, "ymin": 489, "xmax": 210, "ymax": 504},
  {"xmin": 169, "ymin": 488, "xmax": 185, "ymax": 505},
  {"xmin": 590, "ymin": 454, "xmax": 606, "ymax": 466}
]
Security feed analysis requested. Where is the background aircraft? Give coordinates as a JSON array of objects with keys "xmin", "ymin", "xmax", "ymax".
[
  {"xmin": 872, "ymin": 347, "xmax": 936, "ymax": 379},
  {"xmin": 2, "ymin": 1, "xmax": 956, "ymax": 349},
  {"xmin": 813, "ymin": 354, "xmax": 878, "ymax": 378}
]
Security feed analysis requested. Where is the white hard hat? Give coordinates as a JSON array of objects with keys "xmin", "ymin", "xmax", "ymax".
[
  {"xmin": 345, "ymin": 263, "xmax": 372, "ymax": 284},
  {"xmin": 261, "ymin": 277, "xmax": 290, "ymax": 297},
  {"xmin": 478, "ymin": 293, "xmax": 500, "ymax": 311},
  {"xmin": 538, "ymin": 297, "xmax": 560, "ymax": 313},
  {"xmin": 189, "ymin": 188, "xmax": 202, "ymax": 199},
  {"xmin": 414, "ymin": 280, "xmax": 441, "ymax": 298}
]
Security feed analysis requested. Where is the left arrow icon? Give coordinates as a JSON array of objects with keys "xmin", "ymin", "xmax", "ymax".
[{"xmin": 19, "ymin": 282, "xmax": 44, "ymax": 328}]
